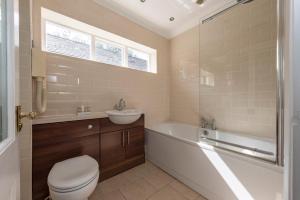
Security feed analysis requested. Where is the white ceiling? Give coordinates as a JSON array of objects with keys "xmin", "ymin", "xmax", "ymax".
[{"xmin": 93, "ymin": 0, "xmax": 235, "ymax": 39}]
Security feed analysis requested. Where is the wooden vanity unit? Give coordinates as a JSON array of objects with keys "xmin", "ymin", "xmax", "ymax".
[
  {"xmin": 32, "ymin": 115, "xmax": 145, "ymax": 200},
  {"xmin": 99, "ymin": 117, "xmax": 145, "ymax": 180}
]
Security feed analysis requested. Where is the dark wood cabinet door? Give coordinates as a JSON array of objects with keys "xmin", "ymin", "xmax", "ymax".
[
  {"xmin": 100, "ymin": 130, "xmax": 126, "ymax": 170},
  {"xmin": 32, "ymin": 119, "xmax": 100, "ymax": 200},
  {"xmin": 125, "ymin": 127, "xmax": 145, "ymax": 159}
]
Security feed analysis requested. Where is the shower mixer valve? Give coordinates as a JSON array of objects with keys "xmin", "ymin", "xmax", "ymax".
[{"xmin": 200, "ymin": 117, "xmax": 216, "ymax": 130}]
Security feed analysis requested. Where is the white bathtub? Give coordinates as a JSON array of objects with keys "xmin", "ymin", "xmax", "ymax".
[
  {"xmin": 150, "ymin": 122, "xmax": 276, "ymax": 162},
  {"xmin": 145, "ymin": 122, "xmax": 283, "ymax": 200}
]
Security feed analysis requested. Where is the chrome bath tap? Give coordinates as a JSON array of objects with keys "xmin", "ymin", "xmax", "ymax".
[
  {"xmin": 114, "ymin": 98, "xmax": 126, "ymax": 111},
  {"xmin": 200, "ymin": 117, "xmax": 216, "ymax": 130}
]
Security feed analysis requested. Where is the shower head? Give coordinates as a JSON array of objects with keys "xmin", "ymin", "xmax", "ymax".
[{"xmin": 237, "ymin": 0, "xmax": 254, "ymax": 4}]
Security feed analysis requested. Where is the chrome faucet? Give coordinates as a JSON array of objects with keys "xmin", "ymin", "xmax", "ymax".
[
  {"xmin": 114, "ymin": 98, "xmax": 126, "ymax": 111},
  {"xmin": 200, "ymin": 117, "xmax": 216, "ymax": 130}
]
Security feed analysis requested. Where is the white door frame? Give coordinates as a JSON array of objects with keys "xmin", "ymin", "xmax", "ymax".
[
  {"xmin": 0, "ymin": 0, "xmax": 20, "ymax": 199},
  {"xmin": 283, "ymin": 0, "xmax": 292, "ymax": 198},
  {"xmin": 284, "ymin": 0, "xmax": 300, "ymax": 199},
  {"xmin": 291, "ymin": 0, "xmax": 300, "ymax": 198}
]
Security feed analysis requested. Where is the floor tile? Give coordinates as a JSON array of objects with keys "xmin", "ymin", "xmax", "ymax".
[
  {"xmin": 119, "ymin": 168, "xmax": 142, "ymax": 183},
  {"xmin": 90, "ymin": 161, "xmax": 207, "ymax": 200},
  {"xmin": 131, "ymin": 161, "xmax": 160, "ymax": 178},
  {"xmin": 170, "ymin": 180, "xmax": 200, "ymax": 200},
  {"xmin": 120, "ymin": 178, "xmax": 156, "ymax": 200},
  {"xmin": 89, "ymin": 190, "xmax": 126, "ymax": 200},
  {"xmin": 98, "ymin": 174, "xmax": 131, "ymax": 194},
  {"xmin": 195, "ymin": 195, "xmax": 208, "ymax": 200},
  {"xmin": 144, "ymin": 170, "xmax": 175, "ymax": 190},
  {"xmin": 148, "ymin": 185, "xmax": 187, "ymax": 200}
]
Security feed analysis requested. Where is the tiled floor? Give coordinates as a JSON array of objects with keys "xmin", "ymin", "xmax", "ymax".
[{"xmin": 89, "ymin": 161, "xmax": 207, "ymax": 200}]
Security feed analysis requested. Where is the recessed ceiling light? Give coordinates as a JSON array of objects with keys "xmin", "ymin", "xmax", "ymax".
[
  {"xmin": 196, "ymin": 0, "xmax": 205, "ymax": 5},
  {"xmin": 169, "ymin": 17, "xmax": 175, "ymax": 22},
  {"xmin": 140, "ymin": 0, "xmax": 146, "ymax": 2}
]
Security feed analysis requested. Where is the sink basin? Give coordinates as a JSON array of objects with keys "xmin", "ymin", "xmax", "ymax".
[{"xmin": 105, "ymin": 109, "xmax": 142, "ymax": 125}]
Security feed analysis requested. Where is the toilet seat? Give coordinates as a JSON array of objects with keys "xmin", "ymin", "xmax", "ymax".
[
  {"xmin": 48, "ymin": 155, "xmax": 99, "ymax": 193},
  {"xmin": 49, "ymin": 171, "xmax": 99, "ymax": 193}
]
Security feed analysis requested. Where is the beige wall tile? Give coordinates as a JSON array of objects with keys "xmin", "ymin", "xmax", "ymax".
[{"xmin": 170, "ymin": 26, "xmax": 200, "ymax": 125}]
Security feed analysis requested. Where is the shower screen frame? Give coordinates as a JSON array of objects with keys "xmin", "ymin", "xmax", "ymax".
[{"xmin": 199, "ymin": 0, "xmax": 285, "ymax": 166}]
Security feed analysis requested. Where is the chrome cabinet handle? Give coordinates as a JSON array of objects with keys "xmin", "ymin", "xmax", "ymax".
[
  {"xmin": 88, "ymin": 124, "xmax": 93, "ymax": 129},
  {"xmin": 127, "ymin": 130, "xmax": 130, "ymax": 145},
  {"xmin": 122, "ymin": 131, "xmax": 125, "ymax": 147}
]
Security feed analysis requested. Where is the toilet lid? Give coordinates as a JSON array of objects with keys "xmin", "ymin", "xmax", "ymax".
[{"xmin": 48, "ymin": 155, "xmax": 99, "ymax": 191}]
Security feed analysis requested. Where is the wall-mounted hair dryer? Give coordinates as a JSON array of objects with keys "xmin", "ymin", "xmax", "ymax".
[{"xmin": 32, "ymin": 48, "xmax": 47, "ymax": 113}]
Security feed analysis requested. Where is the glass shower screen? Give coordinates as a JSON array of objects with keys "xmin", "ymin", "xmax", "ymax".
[{"xmin": 198, "ymin": 0, "xmax": 278, "ymax": 161}]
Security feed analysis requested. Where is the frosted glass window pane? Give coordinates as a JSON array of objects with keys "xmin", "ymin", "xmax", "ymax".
[
  {"xmin": 45, "ymin": 21, "xmax": 91, "ymax": 59},
  {"xmin": 42, "ymin": 9, "xmax": 158, "ymax": 73},
  {"xmin": 128, "ymin": 48, "xmax": 150, "ymax": 71},
  {"xmin": 95, "ymin": 39, "xmax": 123, "ymax": 66}
]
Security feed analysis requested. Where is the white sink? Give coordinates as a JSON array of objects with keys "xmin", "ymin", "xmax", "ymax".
[{"xmin": 105, "ymin": 109, "xmax": 142, "ymax": 125}]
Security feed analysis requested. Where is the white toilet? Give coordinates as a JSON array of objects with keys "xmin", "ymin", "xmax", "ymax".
[{"xmin": 47, "ymin": 155, "xmax": 99, "ymax": 200}]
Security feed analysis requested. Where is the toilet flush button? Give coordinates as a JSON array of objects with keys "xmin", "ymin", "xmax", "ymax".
[{"xmin": 88, "ymin": 125, "xmax": 93, "ymax": 129}]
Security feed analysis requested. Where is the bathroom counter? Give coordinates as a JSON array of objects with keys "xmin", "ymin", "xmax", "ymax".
[{"xmin": 33, "ymin": 112, "xmax": 108, "ymax": 125}]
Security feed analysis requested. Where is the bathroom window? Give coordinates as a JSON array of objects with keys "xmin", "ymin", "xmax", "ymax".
[
  {"xmin": 45, "ymin": 21, "xmax": 92, "ymax": 59},
  {"xmin": 95, "ymin": 39, "xmax": 124, "ymax": 66},
  {"xmin": 42, "ymin": 8, "xmax": 157, "ymax": 73},
  {"xmin": 128, "ymin": 48, "xmax": 150, "ymax": 72}
]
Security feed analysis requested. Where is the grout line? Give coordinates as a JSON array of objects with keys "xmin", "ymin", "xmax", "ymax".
[
  {"xmin": 167, "ymin": 182, "xmax": 190, "ymax": 200},
  {"xmin": 147, "ymin": 161, "xmax": 208, "ymax": 200},
  {"xmin": 146, "ymin": 184, "xmax": 170, "ymax": 200},
  {"xmin": 118, "ymin": 189, "xmax": 128, "ymax": 200},
  {"xmin": 96, "ymin": 161, "xmax": 206, "ymax": 200}
]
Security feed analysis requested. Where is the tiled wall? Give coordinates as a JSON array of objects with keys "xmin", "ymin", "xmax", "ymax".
[
  {"xmin": 170, "ymin": 0, "xmax": 277, "ymax": 138},
  {"xmin": 170, "ymin": 26, "xmax": 200, "ymax": 125},
  {"xmin": 19, "ymin": 0, "xmax": 32, "ymax": 199},
  {"xmin": 38, "ymin": 54, "xmax": 170, "ymax": 127},
  {"xmin": 32, "ymin": 0, "xmax": 170, "ymax": 128},
  {"xmin": 31, "ymin": 0, "xmax": 277, "ymax": 136}
]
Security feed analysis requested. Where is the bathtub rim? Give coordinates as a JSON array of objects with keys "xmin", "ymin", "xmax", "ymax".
[
  {"xmin": 150, "ymin": 121, "xmax": 276, "ymax": 143},
  {"xmin": 145, "ymin": 128, "xmax": 283, "ymax": 173}
]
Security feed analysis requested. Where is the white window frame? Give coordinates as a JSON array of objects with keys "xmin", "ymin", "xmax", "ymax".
[
  {"xmin": 41, "ymin": 7, "xmax": 157, "ymax": 73},
  {"xmin": 94, "ymin": 37, "xmax": 125, "ymax": 67},
  {"xmin": 44, "ymin": 20, "xmax": 93, "ymax": 60},
  {"xmin": 127, "ymin": 46, "xmax": 152, "ymax": 72}
]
